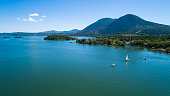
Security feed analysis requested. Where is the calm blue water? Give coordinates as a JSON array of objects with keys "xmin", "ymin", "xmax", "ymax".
[{"xmin": 0, "ymin": 36, "xmax": 170, "ymax": 96}]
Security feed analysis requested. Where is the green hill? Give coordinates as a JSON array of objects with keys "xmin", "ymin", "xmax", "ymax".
[
  {"xmin": 78, "ymin": 18, "xmax": 116, "ymax": 35},
  {"xmin": 78, "ymin": 14, "xmax": 170, "ymax": 35}
]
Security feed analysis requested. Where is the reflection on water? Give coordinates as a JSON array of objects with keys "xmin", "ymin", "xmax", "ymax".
[{"xmin": 126, "ymin": 61, "xmax": 128, "ymax": 66}]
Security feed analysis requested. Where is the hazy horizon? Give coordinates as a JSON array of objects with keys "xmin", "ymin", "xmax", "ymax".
[{"xmin": 1, "ymin": 0, "xmax": 170, "ymax": 33}]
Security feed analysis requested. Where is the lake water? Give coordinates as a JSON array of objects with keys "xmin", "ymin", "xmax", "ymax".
[{"xmin": 0, "ymin": 36, "xmax": 169, "ymax": 96}]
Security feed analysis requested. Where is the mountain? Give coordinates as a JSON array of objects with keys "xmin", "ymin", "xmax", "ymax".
[
  {"xmin": 42, "ymin": 30, "xmax": 62, "ymax": 33},
  {"xmin": 0, "ymin": 29, "xmax": 80, "ymax": 36},
  {"xmin": 69, "ymin": 29, "xmax": 80, "ymax": 32},
  {"xmin": 103, "ymin": 14, "xmax": 170, "ymax": 34},
  {"xmin": 78, "ymin": 14, "xmax": 170, "ymax": 35},
  {"xmin": 78, "ymin": 18, "xmax": 116, "ymax": 35}
]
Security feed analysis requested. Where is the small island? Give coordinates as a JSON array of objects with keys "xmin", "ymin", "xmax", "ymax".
[
  {"xmin": 14, "ymin": 36, "xmax": 24, "ymax": 38},
  {"xmin": 44, "ymin": 35, "xmax": 77, "ymax": 40},
  {"xmin": 4, "ymin": 37, "xmax": 10, "ymax": 38}
]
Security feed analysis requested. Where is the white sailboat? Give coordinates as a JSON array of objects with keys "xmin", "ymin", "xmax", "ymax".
[{"xmin": 125, "ymin": 55, "xmax": 130, "ymax": 61}]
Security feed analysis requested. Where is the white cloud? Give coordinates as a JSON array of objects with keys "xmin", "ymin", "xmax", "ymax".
[
  {"xmin": 17, "ymin": 13, "xmax": 46, "ymax": 22},
  {"xmin": 17, "ymin": 18, "xmax": 21, "ymax": 20},
  {"xmin": 29, "ymin": 13, "xmax": 39, "ymax": 16},
  {"xmin": 28, "ymin": 17, "xmax": 37, "ymax": 22},
  {"xmin": 22, "ymin": 19, "xmax": 27, "ymax": 21},
  {"xmin": 39, "ymin": 19, "xmax": 43, "ymax": 21},
  {"xmin": 42, "ymin": 15, "xmax": 46, "ymax": 18},
  {"xmin": 20, "ymin": 18, "xmax": 37, "ymax": 22}
]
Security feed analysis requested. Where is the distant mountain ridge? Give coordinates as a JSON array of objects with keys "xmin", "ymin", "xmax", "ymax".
[
  {"xmin": 0, "ymin": 29, "xmax": 80, "ymax": 36},
  {"xmin": 77, "ymin": 14, "xmax": 170, "ymax": 35}
]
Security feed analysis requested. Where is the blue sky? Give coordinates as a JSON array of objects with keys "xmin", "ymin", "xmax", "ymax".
[{"xmin": 0, "ymin": 0, "xmax": 170, "ymax": 33}]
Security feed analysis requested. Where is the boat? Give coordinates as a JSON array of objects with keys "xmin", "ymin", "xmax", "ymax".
[
  {"xmin": 144, "ymin": 57, "xmax": 147, "ymax": 60},
  {"xmin": 125, "ymin": 55, "xmax": 130, "ymax": 61},
  {"xmin": 111, "ymin": 64, "xmax": 115, "ymax": 67}
]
